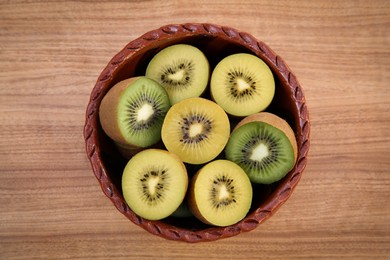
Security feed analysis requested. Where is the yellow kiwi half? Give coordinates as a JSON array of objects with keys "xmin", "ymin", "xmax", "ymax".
[
  {"xmin": 161, "ymin": 97, "xmax": 230, "ymax": 164},
  {"xmin": 145, "ymin": 44, "xmax": 209, "ymax": 105},
  {"xmin": 188, "ymin": 160, "xmax": 252, "ymax": 227},
  {"xmin": 210, "ymin": 53, "xmax": 275, "ymax": 117},
  {"xmin": 122, "ymin": 149, "xmax": 188, "ymax": 220}
]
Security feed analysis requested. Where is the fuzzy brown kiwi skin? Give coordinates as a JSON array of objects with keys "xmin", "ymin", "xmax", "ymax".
[
  {"xmin": 167, "ymin": 150, "xmax": 190, "ymax": 212},
  {"xmin": 114, "ymin": 140, "xmax": 165, "ymax": 159},
  {"xmin": 187, "ymin": 169, "xmax": 213, "ymax": 225},
  {"xmin": 99, "ymin": 77, "xmax": 140, "ymax": 147},
  {"xmin": 233, "ymin": 112, "xmax": 298, "ymax": 162}
]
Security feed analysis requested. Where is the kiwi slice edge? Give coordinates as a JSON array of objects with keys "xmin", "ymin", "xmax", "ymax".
[
  {"xmin": 210, "ymin": 53, "xmax": 275, "ymax": 117},
  {"xmin": 188, "ymin": 159, "xmax": 253, "ymax": 227},
  {"xmin": 122, "ymin": 149, "xmax": 188, "ymax": 221},
  {"xmin": 225, "ymin": 120, "xmax": 296, "ymax": 184},
  {"xmin": 161, "ymin": 97, "xmax": 230, "ymax": 165},
  {"xmin": 145, "ymin": 44, "xmax": 210, "ymax": 105},
  {"xmin": 99, "ymin": 76, "xmax": 170, "ymax": 150}
]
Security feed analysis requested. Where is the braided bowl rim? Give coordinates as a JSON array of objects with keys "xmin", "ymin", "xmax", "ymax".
[{"xmin": 84, "ymin": 23, "xmax": 310, "ymax": 243}]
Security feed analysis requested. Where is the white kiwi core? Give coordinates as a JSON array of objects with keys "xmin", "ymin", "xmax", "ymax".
[
  {"xmin": 137, "ymin": 103, "xmax": 154, "ymax": 122},
  {"xmin": 168, "ymin": 69, "xmax": 185, "ymax": 81},
  {"xmin": 236, "ymin": 78, "xmax": 251, "ymax": 92},
  {"xmin": 217, "ymin": 185, "xmax": 230, "ymax": 200},
  {"xmin": 147, "ymin": 176, "xmax": 160, "ymax": 195},
  {"xmin": 189, "ymin": 123, "xmax": 203, "ymax": 138},
  {"xmin": 249, "ymin": 143, "xmax": 269, "ymax": 162}
]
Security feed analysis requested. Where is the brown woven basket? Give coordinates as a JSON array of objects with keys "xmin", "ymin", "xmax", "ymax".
[{"xmin": 84, "ymin": 23, "xmax": 310, "ymax": 242}]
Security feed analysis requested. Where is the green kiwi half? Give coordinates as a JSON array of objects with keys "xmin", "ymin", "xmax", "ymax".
[
  {"xmin": 99, "ymin": 77, "xmax": 170, "ymax": 149},
  {"xmin": 145, "ymin": 44, "xmax": 210, "ymax": 105},
  {"xmin": 225, "ymin": 121, "xmax": 295, "ymax": 184},
  {"xmin": 122, "ymin": 149, "xmax": 188, "ymax": 220}
]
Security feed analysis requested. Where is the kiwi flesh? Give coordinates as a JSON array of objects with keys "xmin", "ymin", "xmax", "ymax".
[
  {"xmin": 161, "ymin": 97, "xmax": 230, "ymax": 164},
  {"xmin": 234, "ymin": 112, "xmax": 298, "ymax": 162},
  {"xmin": 225, "ymin": 121, "xmax": 295, "ymax": 184},
  {"xmin": 99, "ymin": 76, "xmax": 170, "ymax": 150},
  {"xmin": 145, "ymin": 44, "xmax": 210, "ymax": 105},
  {"xmin": 122, "ymin": 149, "xmax": 188, "ymax": 220},
  {"xmin": 188, "ymin": 160, "xmax": 252, "ymax": 227},
  {"xmin": 210, "ymin": 53, "xmax": 275, "ymax": 117}
]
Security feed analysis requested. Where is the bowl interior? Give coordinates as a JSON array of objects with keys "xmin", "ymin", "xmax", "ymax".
[{"xmin": 85, "ymin": 24, "xmax": 310, "ymax": 242}]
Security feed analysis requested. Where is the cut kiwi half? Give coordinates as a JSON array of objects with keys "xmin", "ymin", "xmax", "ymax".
[
  {"xmin": 234, "ymin": 112, "xmax": 298, "ymax": 162},
  {"xmin": 225, "ymin": 121, "xmax": 296, "ymax": 184},
  {"xmin": 145, "ymin": 44, "xmax": 209, "ymax": 105},
  {"xmin": 99, "ymin": 76, "xmax": 170, "ymax": 150},
  {"xmin": 210, "ymin": 53, "xmax": 275, "ymax": 117},
  {"xmin": 122, "ymin": 149, "xmax": 188, "ymax": 220},
  {"xmin": 161, "ymin": 97, "xmax": 230, "ymax": 164},
  {"xmin": 188, "ymin": 160, "xmax": 252, "ymax": 227}
]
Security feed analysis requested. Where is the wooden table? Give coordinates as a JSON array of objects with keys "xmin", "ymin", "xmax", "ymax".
[{"xmin": 1, "ymin": 1, "xmax": 389, "ymax": 259}]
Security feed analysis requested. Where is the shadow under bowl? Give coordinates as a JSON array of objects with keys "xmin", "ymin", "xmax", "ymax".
[{"xmin": 84, "ymin": 23, "xmax": 310, "ymax": 243}]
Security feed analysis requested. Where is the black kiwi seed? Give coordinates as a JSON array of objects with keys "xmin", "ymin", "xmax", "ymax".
[
  {"xmin": 178, "ymin": 113, "xmax": 212, "ymax": 144},
  {"xmin": 225, "ymin": 69, "xmax": 257, "ymax": 99},
  {"xmin": 159, "ymin": 59, "xmax": 194, "ymax": 89},
  {"xmin": 125, "ymin": 91, "xmax": 165, "ymax": 132},
  {"xmin": 209, "ymin": 174, "xmax": 237, "ymax": 209},
  {"xmin": 139, "ymin": 168, "xmax": 169, "ymax": 204},
  {"xmin": 239, "ymin": 133, "xmax": 280, "ymax": 170}
]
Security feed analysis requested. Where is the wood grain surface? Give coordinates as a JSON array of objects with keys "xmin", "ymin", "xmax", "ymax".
[{"xmin": 1, "ymin": 0, "xmax": 389, "ymax": 259}]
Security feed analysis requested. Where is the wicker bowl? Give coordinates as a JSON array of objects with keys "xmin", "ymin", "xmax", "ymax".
[{"xmin": 84, "ymin": 23, "xmax": 310, "ymax": 242}]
